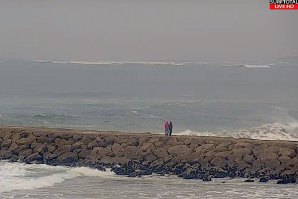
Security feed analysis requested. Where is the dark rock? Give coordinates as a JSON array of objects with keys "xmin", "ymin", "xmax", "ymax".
[
  {"xmin": 78, "ymin": 149, "xmax": 89, "ymax": 159},
  {"xmin": 112, "ymin": 164, "xmax": 135, "ymax": 176},
  {"xmin": 128, "ymin": 170, "xmax": 143, "ymax": 177},
  {"xmin": 182, "ymin": 168, "xmax": 197, "ymax": 179},
  {"xmin": 210, "ymin": 169, "xmax": 227, "ymax": 178},
  {"xmin": 57, "ymin": 152, "xmax": 78, "ymax": 166},
  {"xmin": 141, "ymin": 168, "xmax": 153, "ymax": 176},
  {"xmin": 25, "ymin": 152, "xmax": 43, "ymax": 164},
  {"xmin": 277, "ymin": 176, "xmax": 297, "ymax": 184},
  {"xmin": 244, "ymin": 179, "xmax": 254, "ymax": 182},
  {"xmin": 202, "ymin": 175, "xmax": 212, "ymax": 181},
  {"xmin": 9, "ymin": 155, "xmax": 19, "ymax": 162},
  {"xmin": 19, "ymin": 149, "xmax": 33, "ymax": 160},
  {"xmin": 259, "ymin": 177, "xmax": 269, "ymax": 183},
  {"xmin": 43, "ymin": 152, "xmax": 58, "ymax": 162}
]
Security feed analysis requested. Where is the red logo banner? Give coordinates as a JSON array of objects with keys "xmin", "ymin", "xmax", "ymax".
[{"xmin": 270, "ymin": 0, "xmax": 298, "ymax": 10}]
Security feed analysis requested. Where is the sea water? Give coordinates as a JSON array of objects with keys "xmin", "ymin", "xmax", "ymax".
[
  {"xmin": 0, "ymin": 161, "xmax": 298, "ymax": 199},
  {"xmin": 0, "ymin": 60, "xmax": 298, "ymax": 198}
]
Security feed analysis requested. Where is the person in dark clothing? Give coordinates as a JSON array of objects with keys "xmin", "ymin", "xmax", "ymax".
[{"xmin": 169, "ymin": 121, "xmax": 173, "ymax": 136}]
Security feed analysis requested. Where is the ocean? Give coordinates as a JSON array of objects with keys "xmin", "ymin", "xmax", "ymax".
[{"xmin": 0, "ymin": 60, "xmax": 298, "ymax": 198}]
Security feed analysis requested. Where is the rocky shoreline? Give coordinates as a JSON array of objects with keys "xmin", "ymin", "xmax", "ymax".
[{"xmin": 0, "ymin": 126, "xmax": 297, "ymax": 184}]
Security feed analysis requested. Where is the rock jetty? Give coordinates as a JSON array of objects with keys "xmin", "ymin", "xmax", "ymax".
[{"xmin": 0, "ymin": 126, "xmax": 297, "ymax": 184}]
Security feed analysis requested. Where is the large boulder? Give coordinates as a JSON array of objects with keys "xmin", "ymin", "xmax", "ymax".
[
  {"xmin": 194, "ymin": 144, "xmax": 214, "ymax": 154},
  {"xmin": 168, "ymin": 145, "xmax": 191, "ymax": 156},
  {"xmin": 0, "ymin": 149, "xmax": 13, "ymax": 159},
  {"xmin": 78, "ymin": 149, "xmax": 90, "ymax": 160},
  {"xmin": 259, "ymin": 177, "xmax": 269, "ymax": 183},
  {"xmin": 100, "ymin": 156, "xmax": 130, "ymax": 165},
  {"xmin": 124, "ymin": 146, "xmax": 139, "ymax": 159},
  {"xmin": 17, "ymin": 134, "xmax": 36, "ymax": 145},
  {"xmin": 258, "ymin": 152, "xmax": 279, "ymax": 162},
  {"xmin": 278, "ymin": 148, "xmax": 296, "ymax": 158},
  {"xmin": 277, "ymin": 176, "xmax": 296, "ymax": 184},
  {"xmin": 243, "ymin": 155, "xmax": 255, "ymax": 165},
  {"xmin": 24, "ymin": 152, "xmax": 43, "ymax": 164},
  {"xmin": 8, "ymin": 142, "xmax": 20, "ymax": 155},
  {"xmin": 1, "ymin": 139, "xmax": 12, "ymax": 148},
  {"xmin": 111, "ymin": 143, "xmax": 125, "ymax": 157},
  {"xmin": 56, "ymin": 152, "xmax": 78, "ymax": 166},
  {"xmin": 73, "ymin": 141, "xmax": 87, "ymax": 150}
]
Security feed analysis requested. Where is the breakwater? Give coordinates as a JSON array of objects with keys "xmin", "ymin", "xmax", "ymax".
[{"xmin": 0, "ymin": 126, "xmax": 297, "ymax": 184}]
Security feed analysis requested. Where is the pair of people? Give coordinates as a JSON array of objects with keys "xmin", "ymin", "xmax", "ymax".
[{"xmin": 164, "ymin": 121, "xmax": 173, "ymax": 136}]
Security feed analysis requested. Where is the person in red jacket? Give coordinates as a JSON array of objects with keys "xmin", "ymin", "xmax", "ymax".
[{"xmin": 164, "ymin": 121, "xmax": 169, "ymax": 136}]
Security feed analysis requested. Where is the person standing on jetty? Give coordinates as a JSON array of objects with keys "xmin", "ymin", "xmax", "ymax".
[
  {"xmin": 169, "ymin": 121, "xmax": 173, "ymax": 136},
  {"xmin": 164, "ymin": 121, "xmax": 169, "ymax": 136}
]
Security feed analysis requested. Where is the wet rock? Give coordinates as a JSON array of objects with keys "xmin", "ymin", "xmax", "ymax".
[
  {"xmin": 43, "ymin": 152, "xmax": 58, "ymax": 162},
  {"xmin": 101, "ymin": 156, "xmax": 130, "ymax": 165},
  {"xmin": 211, "ymin": 169, "xmax": 227, "ymax": 178},
  {"xmin": 8, "ymin": 142, "xmax": 20, "ymax": 155},
  {"xmin": 259, "ymin": 177, "xmax": 269, "ymax": 183},
  {"xmin": 112, "ymin": 164, "xmax": 135, "ymax": 176},
  {"xmin": 19, "ymin": 149, "xmax": 32, "ymax": 158},
  {"xmin": 25, "ymin": 152, "xmax": 43, "ymax": 164},
  {"xmin": 202, "ymin": 175, "xmax": 212, "ymax": 181},
  {"xmin": 56, "ymin": 152, "xmax": 78, "ymax": 166},
  {"xmin": 9, "ymin": 155, "xmax": 19, "ymax": 162},
  {"xmin": 128, "ymin": 170, "xmax": 143, "ymax": 177},
  {"xmin": 0, "ymin": 149, "xmax": 13, "ymax": 159},
  {"xmin": 277, "ymin": 176, "xmax": 297, "ymax": 184},
  {"xmin": 78, "ymin": 149, "xmax": 89, "ymax": 159},
  {"xmin": 244, "ymin": 179, "xmax": 254, "ymax": 182},
  {"xmin": 182, "ymin": 168, "xmax": 197, "ymax": 179}
]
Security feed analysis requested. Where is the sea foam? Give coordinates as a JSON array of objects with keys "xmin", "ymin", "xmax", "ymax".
[
  {"xmin": 177, "ymin": 123, "xmax": 298, "ymax": 141},
  {"xmin": 0, "ymin": 162, "xmax": 114, "ymax": 193}
]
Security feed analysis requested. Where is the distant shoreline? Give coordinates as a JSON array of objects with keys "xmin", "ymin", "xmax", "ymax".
[{"xmin": 0, "ymin": 126, "xmax": 297, "ymax": 184}]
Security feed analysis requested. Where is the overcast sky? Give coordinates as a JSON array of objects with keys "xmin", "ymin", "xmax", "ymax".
[{"xmin": 0, "ymin": 0, "xmax": 297, "ymax": 62}]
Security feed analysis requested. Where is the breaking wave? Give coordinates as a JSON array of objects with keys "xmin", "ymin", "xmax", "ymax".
[
  {"xmin": 177, "ymin": 123, "xmax": 298, "ymax": 141},
  {"xmin": 222, "ymin": 62, "xmax": 290, "ymax": 69},
  {"xmin": 0, "ymin": 162, "xmax": 114, "ymax": 193},
  {"xmin": 33, "ymin": 59, "xmax": 289, "ymax": 69},
  {"xmin": 243, "ymin": 64, "xmax": 271, "ymax": 68},
  {"xmin": 32, "ymin": 60, "xmax": 197, "ymax": 66}
]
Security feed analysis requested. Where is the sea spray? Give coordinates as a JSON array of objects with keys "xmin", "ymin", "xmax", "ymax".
[
  {"xmin": 177, "ymin": 123, "xmax": 298, "ymax": 141},
  {"xmin": 0, "ymin": 161, "xmax": 114, "ymax": 193}
]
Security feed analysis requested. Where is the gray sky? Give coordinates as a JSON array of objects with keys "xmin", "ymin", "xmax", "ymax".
[{"xmin": 0, "ymin": 0, "xmax": 297, "ymax": 62}]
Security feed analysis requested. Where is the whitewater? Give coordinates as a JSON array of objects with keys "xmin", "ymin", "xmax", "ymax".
[
  {"xmin": 177, "ymin": 123, "xmax": 298, "ymax": 141},
  {"xmin": 1, "ymin": 161, "xmax": 298, "ymax": 199}
]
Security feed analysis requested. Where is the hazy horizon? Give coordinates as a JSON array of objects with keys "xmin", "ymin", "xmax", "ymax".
[{"xmin": 0, "ymin": 0, "xmax": 297, "ymax": 62}]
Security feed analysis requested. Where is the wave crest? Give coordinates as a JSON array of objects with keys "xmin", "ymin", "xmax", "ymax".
[
  {"xmin": 0, "ymin": 162, "xmax": 114, "ymax": 193},
  {"xmin": 177, "ymin": 123, "xmax": 298, "ymax": 141}
]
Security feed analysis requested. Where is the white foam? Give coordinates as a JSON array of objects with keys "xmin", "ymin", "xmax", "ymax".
[
  {"xmin": 177, "ymin": 123, "xmax": 298, "ymax": 141},
  {"xmin": 0, "ymin": 162, "xmax": 114, "ymax": 193},
  {"xmin": 131, "ymin": 110, "xmax": 140, "ymax": 115},
  {"xmin": 32, "ymin": 60, "xmax": 198, "ymax": 66},
  {"xmin": 52, "ymin": 60, "xmax": 69, "ymax": 64},
  {"xmin": 243, "ymin": 64, "xmax": 271, "ymax": 69},
  {"xmin": 223, "ymin": 63, "xmax": 272, "ymax": 69}
]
